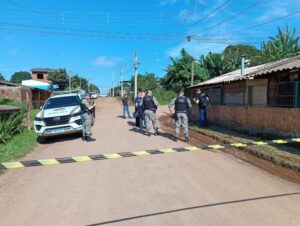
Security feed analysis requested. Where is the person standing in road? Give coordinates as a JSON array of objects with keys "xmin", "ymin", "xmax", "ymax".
[
  {"xmin": 80, "ymin": 92, "xmax": 96, "ymax": 142},
  {"xmin": 122, "ymin": 94, "xmax": 131, "ymax": 119},
  {"xmin": 139, "ymin": 90, "xmax": 160, "ymax": 136},
  {"xmin": 134, "ymin": 92, "xmax": 144, "ymax": 128},
  {"xmin": 193, "ymin": 88, "xmax": 209, "ymax": 127},
  {"xmin": 169, "ymin": 89, "xmax": 192, "ymax": 142}
]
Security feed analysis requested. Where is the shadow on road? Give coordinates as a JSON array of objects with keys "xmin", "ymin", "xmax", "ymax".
[
  {"xmin": 128, "ymin": 122, "xmax": 174, "ymax": 141},
  {"xmin": 38, "ymin": 133, "xmax": 82, "ymax": 145},
  {"xmin": 87, "ymin": 192, "xmax": 300, "ymax": 226}
]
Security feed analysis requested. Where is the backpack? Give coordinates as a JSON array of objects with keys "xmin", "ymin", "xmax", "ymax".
[{"xmin": 199, "ymin": 94, "xmax": 209, "ymax": 107}]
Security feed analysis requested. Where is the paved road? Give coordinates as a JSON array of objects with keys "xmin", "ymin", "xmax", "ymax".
[{"xmin": 0, "ymin": 98, "xmax": 300, "ymax": 226}]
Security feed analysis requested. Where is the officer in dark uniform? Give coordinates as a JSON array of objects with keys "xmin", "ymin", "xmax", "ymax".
[
  {"xmin": 169, "ymin": 89, "xmax": 192, "ymax": 142},
  {"xmin": 80, "ymin": 92, "xmax": 96, "ymax": 142},
  {"xmin": 139, "ymin": 90, "xmax": 160, "ymax": 136}
]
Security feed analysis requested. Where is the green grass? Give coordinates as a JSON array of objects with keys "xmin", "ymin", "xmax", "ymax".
[{"xmin": 0, "ymin": 130, "xmax": 37, "ymax": 163}]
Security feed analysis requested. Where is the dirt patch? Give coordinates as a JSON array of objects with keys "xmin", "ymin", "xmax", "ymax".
[{"xmin": 159, "ymin": 114, "xmax": 300, "ymax": 184}]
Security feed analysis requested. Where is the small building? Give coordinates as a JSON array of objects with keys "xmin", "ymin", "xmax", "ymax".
[
  {"xmin": 30, "ymin": 68, "xmax": 56, "ymax": 83},
  {"xmin": 190, "ymin": 55, "xmax": 300, "ymax": 137},
  {"xmin": 0, "ymin": 81, "xmax": 51, "ymax": 109}
]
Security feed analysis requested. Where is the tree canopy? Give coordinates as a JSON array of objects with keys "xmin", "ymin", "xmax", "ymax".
[
  {"xmin": 10, "ymin": 71, "xmax": 31, "ymax": 83},
  {"xmin": 161, "ymin": 49, "xmax": 209, "ymax": 91},
  {"xmin": 130, "ymin": 72, "xmax": 159, "ymax": 92},
  {"xmin": 261, "ymin": 26, "xmax": 300, "ymax": 62},
  {"xmin": 0, "ymin": 73, "xmax": 5, "ymax": 81},
  {"xmin": 48, "ymin": 69, "xmax": 69, "ymax": 90}
]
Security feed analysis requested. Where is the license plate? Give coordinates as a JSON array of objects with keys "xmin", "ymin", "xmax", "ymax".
[{"xmin": 51, "ymin": 128, "xmax": 65, "ymax": 134}]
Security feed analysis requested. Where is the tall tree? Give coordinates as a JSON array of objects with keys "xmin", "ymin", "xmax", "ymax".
[
  {"xmin": 71, "ymin": 75, "xmax": 88, "ymax": 91},
  {"xmin": 161, "ymin": 49, "xmax": 209, "ymax": 90},
  {"xmin": 10, "ymin": 71, "xmax": 31, "ymax": 83},
  {"xmin": 224, "ymin": 45, "xmax": 262, "ymax": 67},
  {"xmin": 261, "ymin": 26, "xmax": 300, "ymax": 62},
  {"xmin": 89, "ymin": 83, "xmax": 100, "ymax": 93},
  {"xmin": 130, "ymin": 72, "xmax": 158, "ymax": 92},
  {"xmin": 48, "ymin": 69, "xmax": 69, "ymax": 90},
  {"xmin": 0, "ymin": 73, "xmax": 5, "ymax": 81}
]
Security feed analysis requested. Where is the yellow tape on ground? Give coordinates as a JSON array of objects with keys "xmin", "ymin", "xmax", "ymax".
[
  {"xmin": 292, "ymin": 138, "xmax": 300, "ymax": 142},
  {"xmin": 160, "ymin": 148, "xmax": 177, "ymax": 154},
  {"xmin": 72, "ymin": 156, "xmax": 92, "ymax": 162},
  {"xmin": 208, "ymin": 144, "xmax": 225, "ymax": 149},
  {"xmin": 38, "ymin": 159, "xmax": 60, "ymax": 166},
  {"xmin": 253, "ymin": 141, "xmax": 268, "ymax": 145},
  {"xmin": 104, "ymin": 153, "xmax": 122, "ymax": 159},
  {"xmin": 2, "ymin": 162, "xmax": 24, "ymax": 169},
  {"xmin": 231, "ymin": 143, "xmax": 247, "ymax": 147},
  {"xmin": 185, "ymin": 147, "xmax": 201, "ymax": 151},
  {"xmin": 132, "ymin": 151, "xmax": 151, "ymax": 156},
  {"xmin": 273, "ymin": 139, "xmax": 288, "ymax": 144}
]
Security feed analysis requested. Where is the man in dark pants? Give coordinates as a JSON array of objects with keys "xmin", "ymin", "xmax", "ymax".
[
  {"xmin": 139, "ymin": 90, "xmax": 160, "ymax": 136},
  {"xmin": 193, "ymin": 88, "xmax": 209, "ymax": 127},
  {"xmin": 81, "ymin": 92, "xmax": 96, "ymax": 142},
  {"xmin": 169, "ymin": 89, "xmax": 192, "ymax": 142}
]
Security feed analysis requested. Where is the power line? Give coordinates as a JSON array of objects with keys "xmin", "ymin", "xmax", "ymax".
[
  {"xmin": 200, "ymin": 0, "xmax": 265, "ymax": 33},
  {"xmin": 177, "ymin": 0, "xmax": 233, "ymax": 36}
]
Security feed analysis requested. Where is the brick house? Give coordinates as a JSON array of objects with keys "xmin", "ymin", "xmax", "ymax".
[
  {"xmin": 189, "ymin": 55, "xmax": 300, "ymax": 137},
  {"xmin": 0, "ymin": 81, "xmax": 51, "ymax": 109},
  {"xmin": 30, "ymin": 68, "xmax": 56, "ymax": 83}
]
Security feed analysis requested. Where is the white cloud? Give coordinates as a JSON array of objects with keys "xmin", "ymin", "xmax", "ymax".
[{"xmin": 92, "ymin": 56, "xmax": 119, "ymax": 68}]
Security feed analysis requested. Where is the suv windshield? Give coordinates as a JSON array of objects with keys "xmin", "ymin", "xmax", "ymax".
[{"xmin": 44, "ymin": 96, "xmax": 80, "ymax": 109}]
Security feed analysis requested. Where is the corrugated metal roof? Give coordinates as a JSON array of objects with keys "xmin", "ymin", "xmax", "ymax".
[
  {"xmin": 0, "ymin": 105, "xmax": 20, "ymax": 114},
  {"xmin": 191, "ymin": 55, "xmax": 300, "ymax": 88}
]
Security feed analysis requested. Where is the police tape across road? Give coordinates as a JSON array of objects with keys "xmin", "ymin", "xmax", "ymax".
[{"xmin": 1, "ymin": 138, "xmax": 300, "ymax": 170}]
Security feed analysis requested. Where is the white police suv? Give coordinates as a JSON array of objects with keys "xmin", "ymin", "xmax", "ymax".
[{"xmin": 34, "ymin": 92, "xmax": 84, "ymax": 140}]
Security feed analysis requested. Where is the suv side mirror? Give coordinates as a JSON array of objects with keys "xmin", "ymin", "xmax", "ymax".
[{"xmin": 40, "ymin": 106, "xmax": 43, "ymax": 110}]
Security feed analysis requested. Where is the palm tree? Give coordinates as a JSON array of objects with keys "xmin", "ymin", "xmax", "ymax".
[{"xmin": 261, "ymin": 26, "xmax": 300, "ymax": 62}]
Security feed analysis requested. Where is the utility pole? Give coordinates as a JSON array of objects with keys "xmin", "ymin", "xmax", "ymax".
[
  {"xmin": 191, "ymin": 58, "xmax": 195, "ymax": 86},
  {"xmin": 241, "ymin": 57, "xmax": 245, "ymax": 76},
  {"xmin": 120, "ymin": 65, "xmax": 124, "ymax": 97},
  {"xmin": 112, "ymin": 71, "xmax": 115, "ymax": 97},
  {"xmin": 134, "ymin": 51, "xmax": 138, "ymax": 98}
]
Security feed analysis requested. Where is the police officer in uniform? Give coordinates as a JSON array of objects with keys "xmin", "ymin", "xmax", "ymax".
[
  {"xmin": 139, "ymin": 90, "xmax": 160, "ymax": 136},
  {"xmin": 81, "ymin": 92, "xmax": 96, "ymax": 142},
  {"xmin": 169, "ymin": 89, "xmax": 192, "ymax": 142}
]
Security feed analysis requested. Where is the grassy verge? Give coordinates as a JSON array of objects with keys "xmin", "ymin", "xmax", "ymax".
[
  {"xmin": 0, "ymin": 130, "xmax": 37, "ymax": 163},
  {"xmin": 190, "ymin": 124, "xmax": 300, "ymax": 173}
]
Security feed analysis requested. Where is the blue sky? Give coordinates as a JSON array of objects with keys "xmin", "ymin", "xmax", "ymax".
[{"xmin": 0, "ymin": 0, "xmax": 300, "ymax": 93}]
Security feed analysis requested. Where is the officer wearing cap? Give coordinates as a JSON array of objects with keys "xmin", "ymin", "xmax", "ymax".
[
  {"xmin": 169, "ymin": 88, "xmax": 192, "ymax": 142},
  {"xmin": 80, "ymin": 92, "xmax": 96, "ymax": 142},
  {"xmin": 139, "ymin": 90, "xmax": 160, "ymax": 136}
]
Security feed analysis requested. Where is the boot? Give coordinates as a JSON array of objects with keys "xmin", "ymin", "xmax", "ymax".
[
  {"xmin": 86, "ymin": 135, "xmax": 96, "ymax": 142},
  {"xmin": 154, "ymin": 128, "xmax": 160, "ymax": 136},
  {"xmin": 185, "ymin": 137, "xmax": 190, "ymax": 143},
  {"xmin": 82, "ymin": 134, "xmax": 87, "ymax": 141},
  {"xmin": 146, "ymin": 131, "xmax": 151, "ymax": 137},
  {"xmin": 173, "ymin": 136, "xmax": 178, "ymax": 142}
]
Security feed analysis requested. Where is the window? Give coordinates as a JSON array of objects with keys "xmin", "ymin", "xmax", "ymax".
[
  {"xmin": 37, "ymin": 73, "xmax": 44, "ymax": 80},
  {"xmin": 268, "ymin": 82, "xmax": 294, "ymax": 107},
  {"xmin": 207, "ymin": 87, "xmax": 221, "ymax": 105},
  {"xmin": 252, "ymin": 86, "xmax": 267, "ymax": 106},
  {"xmin": 44, "ymin": 96, "xmax": 80, "ymax": 109},
  {"xmin": 224, "ymin": 82, "xmax": 246, "ymax": 106}
]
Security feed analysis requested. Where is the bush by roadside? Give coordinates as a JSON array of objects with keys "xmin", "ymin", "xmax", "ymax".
[{"xmin": 0, "ymin": 98, "xmax": 39, "ymax": 165}]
